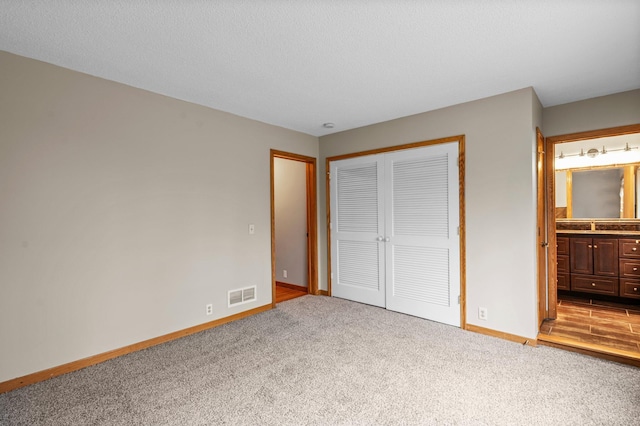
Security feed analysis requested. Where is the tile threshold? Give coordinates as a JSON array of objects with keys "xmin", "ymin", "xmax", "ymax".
[{"xmin": 537, "ymin": 333, "xmax": 640, "ymax": 367}]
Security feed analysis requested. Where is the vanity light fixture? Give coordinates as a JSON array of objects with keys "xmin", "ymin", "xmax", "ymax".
[
  {"xmin": 555, "ymin": 140, "xmax": 640, "ymax": 170},
  {"xmin": 586, "ymin": 148, "xmax": 599, "ymax": 158},
  {"xmin": 555, "ymin": 144, "xmax": 639, "ymax": 160}
]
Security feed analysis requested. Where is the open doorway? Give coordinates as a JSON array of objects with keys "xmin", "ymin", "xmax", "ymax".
[
  {"xmin": 538, "ymin": 124, "xmax": 640, "ymax": 364},
  {"xmin": 270, "ymin": 150, "xmax": 318, "ymax": 306}
]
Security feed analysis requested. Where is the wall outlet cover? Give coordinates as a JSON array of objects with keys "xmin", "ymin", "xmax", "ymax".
[{"xmin": 478, "ymin": 307, "xmax": 488, "ymax": 320}]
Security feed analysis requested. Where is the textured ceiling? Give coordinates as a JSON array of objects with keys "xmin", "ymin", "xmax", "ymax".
[{"xmin": 1, "ymin": 1, "xmax": 639, "ymax": 136}]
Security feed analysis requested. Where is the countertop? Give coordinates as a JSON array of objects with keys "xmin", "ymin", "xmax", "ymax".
[{"xmin": 557, "ymin": 230, "xmax": 640, "ymax": 236}]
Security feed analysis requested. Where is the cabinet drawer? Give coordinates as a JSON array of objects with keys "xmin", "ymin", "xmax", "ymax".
[
  {"xmin": 557, "ymin": 272, "xmax": 570, "ymax": 290},
  {"xmin": 620, "ymin": 279, "xmax": 640, "ymax": 299},
  {"xmin": 619, "ymin": 239, "xmax": 640, "ymax": 258},
  {"xmin": 557, "ymin": 237, "xmax": 570, "ymax": 255},
  {"xmin": 571, "ymin": 274, "xmax": 618, "ymax": 296},
  {"xmin": 557, "ymin": 255, "xmax": 569, "ymax": 273},
  {"xmin": 619, "ymin": 259, "xmax": 640, "ymax": 278}
]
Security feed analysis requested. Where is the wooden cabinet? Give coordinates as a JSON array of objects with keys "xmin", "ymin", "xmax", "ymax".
[
  {"xmin": 571, "ymin": 275, "xmax": 618, "ymax": 296},
  {"xmin": 556, "ymin": 236, "xmax": 570, "ymax": 291},
  {"xmin": 569, "ymin": 236, "xmax": 619, "ymax": 296},
  {"xmin": 619, "ymin": 238, "xmax": 640, "ymax": 258},
  {"xmin": 618, "ymin": 238, "xmax": 640, "ymax": 300},
  {"xmin": 620, "ymin": 279, "xmax": 640, "ymax": 299},
  {"xmin": 619, "ymin": 258, "xmax": 640, "ymax": 278},
  {"xmin": 558, "ymin": 233, "xmax": 640, "ymax": 300},
  {"xmin": 569, "ymin": 237, "xmax": 618, "ymax": 276}
]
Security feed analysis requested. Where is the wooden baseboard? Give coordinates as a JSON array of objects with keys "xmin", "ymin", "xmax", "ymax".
[
  {"xmin": 465, "ymin": 324, "xmax": 537, "ymax": 347},
  {"xmin": 537, "ymin": 333, "xmax": 640, "ymax": 367},
  {"xmin": 275, "ymin": 281, "xmax": 308, "ymax": 292},
  {"xmin": 318, "ymin": 290, "xmax": 329, "ymax": 296},
  {"xmin": 0, "ymin": 303, "xmax": 272, "ymax": 394}
]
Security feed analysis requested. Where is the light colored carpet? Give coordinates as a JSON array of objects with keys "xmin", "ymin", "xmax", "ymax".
[{"xmin": 1, "ymin": 295, "xmax": 639, "ymax": 425}]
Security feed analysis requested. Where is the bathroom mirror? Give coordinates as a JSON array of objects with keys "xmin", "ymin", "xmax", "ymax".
[
  {"xmin": 555, "ymin": 166, "xmax": 637, "ymax": 219},
  {"xmin": 555, "ymin": 133, "xmax": 640, "ymax": 220}
]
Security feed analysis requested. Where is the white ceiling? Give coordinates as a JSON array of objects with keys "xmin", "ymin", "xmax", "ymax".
[{"xmin": 1, "ymin": 1, "xmax": 639, "ymax": 137}]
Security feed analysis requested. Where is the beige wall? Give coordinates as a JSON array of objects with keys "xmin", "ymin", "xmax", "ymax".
[
  {"xmin": 0, "ymin": 51, "xmax": 319, "ymax": 382},
  {"xmin": 3, "ymin": 47, "xmax": 634, "ymax": 384},
  {"xmin": 320, "ymin": 88, "xmax": 542, "ymax": 340},
  {"xmin": 543, "ymin": 89, "xmax": 640, "ymax": 137},
  {"xmin": 274, "ymin": 158, "xmax": 308, "ymax": 287}
]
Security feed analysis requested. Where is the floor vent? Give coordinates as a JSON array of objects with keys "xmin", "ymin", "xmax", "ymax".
[{"xmin": 228, "ymin": 285, "xmax": 257, "ymax": 307}]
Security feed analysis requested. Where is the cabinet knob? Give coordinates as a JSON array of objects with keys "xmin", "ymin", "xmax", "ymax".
[
  {"xmin": 633, "ymin": 247, "xmax": 637, "ymax": 252},
  {"xmin": 591, "ymin": 283, "xmax": 596, "ymax": 287},
  {"xmin": 634, "ymin": 287, "xmax": 638, "ymax": 292},
  {"xmin": 588, "ymin": 245, "xmax": 592, "ymax": 248},
  {"xmin": 634, "ymin": 268, "xmax": 638, "ymax": 271},
  {"xmin": 593, "ymin": 245, "xmax": 598, "ymax": 249}
]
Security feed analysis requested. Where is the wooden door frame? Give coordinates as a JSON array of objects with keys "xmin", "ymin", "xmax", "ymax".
[
  {"xmin": 536, "ymin": 128, "xmax": 548, "ymax": 326},
  {"xmin": 270, "ymin": 150, "xmax": 318, "ymax": 308},
  {"xmin": 325, "ymin": 135, "xmax": 466, "ymax": 328},
  {"xmin": 544, "ymin": 124, "xmax": 640, "ymax": 320}
]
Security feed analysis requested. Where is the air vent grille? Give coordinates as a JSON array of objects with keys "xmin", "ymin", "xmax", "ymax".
[
  {"xmin": 242, "ymin": 286, "xmax": 255, "ymax": 302},
  {"xmin": 229, "ymin": 290, "xmax": 243, "ymax": 306},
  {"xmin": 228, "ymin": 285, "xmax": 257, "ymax": 307}
]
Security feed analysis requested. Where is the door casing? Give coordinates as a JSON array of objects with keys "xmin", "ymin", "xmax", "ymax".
[
  {"xmin": 537, "ymin": 128, "xmax": 548, "ymax": 326},
  {"xmin": 326, "ymin": 135, "xmax": 466, "ymax": 327},
  {"xmin": 270, "ymin": 150, "xmax": 318, "ymax": 307},
  {"xmin": 543, "ymin": 124, "xmax": 640, "ymax": 321}
]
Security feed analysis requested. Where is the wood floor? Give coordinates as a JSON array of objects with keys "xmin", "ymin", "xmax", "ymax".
[
  {"xmin": 275, "ymin": 283, "xmax": 307, "ymax": 304},
  {"xmin": 540, "ymin": 295, "xmax": 640, "ymax": 354}
]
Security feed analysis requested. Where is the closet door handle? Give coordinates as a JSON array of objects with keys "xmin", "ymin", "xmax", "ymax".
[
  {"xmin": 376, "ymin": 236, "xmax": 384, "ymax": 242},
  {"xmin": 384, "ymin": 237, "xmax": 390, "ymax": 242}
]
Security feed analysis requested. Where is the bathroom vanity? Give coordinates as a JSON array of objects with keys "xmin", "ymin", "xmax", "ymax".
[{"xmin": 557, "ymin": 221, "xmax": 640, "ymax": 300}]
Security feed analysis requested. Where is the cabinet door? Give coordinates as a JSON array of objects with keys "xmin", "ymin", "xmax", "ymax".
[
  {"xmin": 593, "ymin": 238, "xmax": 618, "ymax": 276},
  {"xmin": 556, "ymin": 236, "xmax": 570, "ymax": 256},
  {"xmin": 570, "ymin": 237, "xmax": 593, "ymax": 274},
  {"xmin": 557, "ymin": 273, "xmax": 570, "ymax": 290},
  {"xmin": 557, "ymin": 255, "xmax": 569, "ymax": 273}
]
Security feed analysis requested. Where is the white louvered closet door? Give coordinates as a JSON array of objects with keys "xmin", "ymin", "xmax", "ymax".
[
  {"xmin": 384, "ymin": 142, "xmax": 460, "ymax": 326},
  {"xmin": 330, "ymin": 157, "xmax": 386, "ymax": 307}
]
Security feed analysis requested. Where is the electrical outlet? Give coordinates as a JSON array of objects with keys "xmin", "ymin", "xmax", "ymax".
[
  {"xmin": 478, "ymin": 307, "xmax": 488, "ymax": 321},
  {"xmin": 206, "ymin": 304, "xmax": 213, "ymax": 316},
  {"xmin": 283, "ymin": 270, "xmax": 288, "ymax": 278}
]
